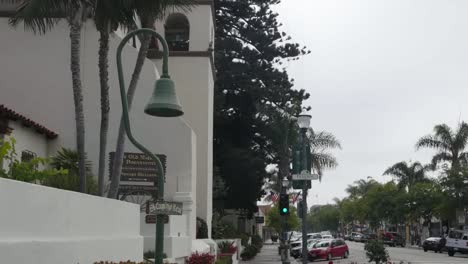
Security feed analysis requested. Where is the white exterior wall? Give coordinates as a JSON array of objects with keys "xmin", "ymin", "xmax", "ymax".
[
  {"xmin": 1, "ymin": 120, "xmax": 50, "ymax": 170},
  {"xmin": 0, "ymin": 177, "xmax": 142, "ymax": 264},
  {"xmin": 153, "ymin": 3, "xmax": 215, "ymax": 236},
  {"xmin": 0, "ymin": 18, "xmax": 197, "ymax": 258}
]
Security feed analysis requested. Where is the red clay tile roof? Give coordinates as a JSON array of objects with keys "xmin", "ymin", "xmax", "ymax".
[{"xmin": 0, "ymin": 105, "xmax": 58, "ymax": 139}]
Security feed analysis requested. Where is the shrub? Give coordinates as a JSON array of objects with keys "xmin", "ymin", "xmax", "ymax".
[
  {"xmin": 364, "ymin": 240, "xmax": 389, "ymax": 264},
  {"xmin": 215, "ymin": 255, "xmax": 232, "ymax": 264},
  {"xmin": 186, "ymin": 252, "xmax": 215, "ymax": 264},
  {"xmin": 196, "ymin": 217, "xmax": 209, "ymax": 239},
  {"xmin": 239, "ymin": 233, "xmax": 250, "ymax": 246},
  {"xmin": 45, "ymin": 148, "xmax": 97, "ymax": 194},
  {"xmin": 212, "ymin": 213, "xmax": 239, "ymax": 239},
  {"xmin": 218, "ymin": 241, "xmax": 237, "ymax": 254},
  {"xmin": 240, "ymin": 244, "xmax": 259, "ymax": 261},
  {"xmin": 271, "ymin": 234, "xmax": 279, "ymax": 242},
  {"xmin": 251, "ymin": 234, "xmax": 263, "ymax": 248}
]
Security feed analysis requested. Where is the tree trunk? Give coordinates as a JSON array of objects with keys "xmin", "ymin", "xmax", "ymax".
[
  {"xmin": 70, "ymin": 7, "xmax": 87, "ymax": 193},
  {"xmin": 107, "ymin": 22, "xmax": 153, "ymax": 199},
  {"xmin": 97, "ymin": 24, "xmax": 111, "ymax": 197}
]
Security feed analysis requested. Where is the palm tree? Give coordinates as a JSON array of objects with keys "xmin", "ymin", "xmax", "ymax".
[
  {"xmin": 93, "ymin": 0, "xmax": 137, "ymax": 196},
  {"xmin": 416, "ymin": 122, "xmax": 468, "ymax": 170},
  {"xmin": 107, "ymin": 0, "xmax": 193, "ymax": 198},
  {"xmin": 307, "ymin": 128, "xmax": 342, "ymax": 179},
  {"xmin": 10, "ymin": 0, "xmax": 92, "ymax": 193},
  {"xmin": 383, "ymin": 161, "xmax": 427, "ymax": 191},
  {"xmin": 345, "ymin": 178, "xmax": 379, "ymax": 199}
]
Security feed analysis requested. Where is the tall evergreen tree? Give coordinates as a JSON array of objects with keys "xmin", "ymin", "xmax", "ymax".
[{"xmin": 214, "ymin": 0, "xmax": 310, "ymax": 213}]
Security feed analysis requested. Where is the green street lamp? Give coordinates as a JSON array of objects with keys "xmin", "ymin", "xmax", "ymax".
[
  {"xmin": 297, "ymin": 114, "xmax": 311, "ymax": 264},
  {"xmin": 116, "ymin": 28, "xmax": 183, "ymax": 264}
]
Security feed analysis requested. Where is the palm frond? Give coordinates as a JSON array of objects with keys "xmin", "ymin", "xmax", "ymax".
[
  {"xmin": 311, "ymin": 152, "xmax": 338, "ymax": 170},
  {"xmin": 433, "ymin": 124, "xmax": 454, "ymax": 146},
  {"xmin": 383, "ymin": 161, "xmax": 408, "ymax": 178},
  {"xmin": 308, "ymin": 129, "xmax": 342, "ymax": 150},
  {"xmin": 9, "ymin": 0, "xmax": 83, "ymax": 34},
  {"xmin": 453, "ymin": 122, "xmax": 468, "ymax": 153},
  {"xmin": 415, "ymin": 135, "xmax": 450, "ymax": 151},
  {"xmin": 431, "ymin": 152, "xmax": 452, "ymax": 168},
  {"xmin": 459, "ymin": 152, "xmax": 468, "ymax": 166}
]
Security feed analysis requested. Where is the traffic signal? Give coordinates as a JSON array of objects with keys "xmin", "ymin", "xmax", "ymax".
[{"xmin": 279, "ymin": 194, "xmax": 290, "ymax": 215}]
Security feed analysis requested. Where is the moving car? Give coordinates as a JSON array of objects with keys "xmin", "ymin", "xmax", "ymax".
[
  {"xmin": 308, "ymin": 239, "xmax": 349, "ymax": 261},
  {"xmin": 446, "ymin": 230, "xmax": 468, "ymax": 256},
  {"xmin": 422, "ymin": 237, "xmax": 446, "ymax": 253},
  {"xmin": 383, "ymin": 232, "xmax": 405, "ymax": 247},
  {"xmin": 290, "ymin": 239, "xmax": 318, "ymax": 259}
]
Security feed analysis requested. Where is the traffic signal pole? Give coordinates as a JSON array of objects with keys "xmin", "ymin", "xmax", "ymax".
[{"xmin": 278, "ymin": 192, "xmax": 291, "ymax": 264}]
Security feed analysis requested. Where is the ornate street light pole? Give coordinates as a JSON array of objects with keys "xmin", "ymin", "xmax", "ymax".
[
  {"xmin": 116, "ymin": 28, "xmax": 184, "ymax": 264},
  {"xmin": 297, "ymin": 114, "xmax": 311, "ymax": 264}
]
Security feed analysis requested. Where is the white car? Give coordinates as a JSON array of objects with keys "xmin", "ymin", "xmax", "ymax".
[
  {"xmin": 322, "ymin": 234, "xmax": 333, "ymax": 239},
  {"xmin": 446, "ymin": 230, "xmax": 468, "ymax": 256}
]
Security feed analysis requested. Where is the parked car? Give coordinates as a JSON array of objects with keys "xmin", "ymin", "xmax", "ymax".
[
  {"xmin": 422, "ymin": 237, "xmax": 446, "ymax": 253},
  {"xmin": 308, "ymin": 239, "xmax": 349, "ymax": 261},
  {"xmin": 290, "ymin": 239, "xmax": 319, "ymax": 259},
  {"xmin": 344, "ymin": 234, "xmax": 351, "ymax": 240},
  {"xmin": 446, "ymin": 230, "xmax": 468, "ymax": 256},
  {"xmin": 349, "ymin": 232, "xmax": 363, "ymax": 241},
  {"xmin": 307, "ymin": 233, "xmax": 323, "ymax": 239},
  {"xmin": 360, "ymin": 233, "xmax": 377, "ymax": 243},
  {"xmin": 353, "ymin": 233, "xmax": 365, "ymax": 242},
  {"xmin": 383, "ymin": 232, "xmax": 405, "ymax": 247},
  {"xmin": 322, "ymin": 234, "xmax": 333, "ymax": 239}
]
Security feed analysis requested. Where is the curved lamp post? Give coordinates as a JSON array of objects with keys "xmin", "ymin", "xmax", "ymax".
[{"xmin": 116, "ymin": 28, "xmax": 183, "ymax": 264}]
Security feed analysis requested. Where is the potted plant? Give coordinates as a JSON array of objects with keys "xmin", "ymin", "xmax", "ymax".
[
  {"xmin": 271, "ymin": 234, "xmax": 279, "ymax": 242},
  {"xmin": 217, "ymin": 241, "xmax": 237, "ymax": 264}
]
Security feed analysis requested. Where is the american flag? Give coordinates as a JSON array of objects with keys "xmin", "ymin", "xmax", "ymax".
[{"xmin": 271, "ymin": 192, "xmax": 280, "ymax": 203}]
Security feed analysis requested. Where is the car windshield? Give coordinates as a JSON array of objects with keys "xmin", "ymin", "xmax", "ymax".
[{"xmin": 314, "ymin": 241, "xmax": 330, "ymax": 248}]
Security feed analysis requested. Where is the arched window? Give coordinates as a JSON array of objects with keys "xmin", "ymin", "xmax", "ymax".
[{"xmin": 165, "ymin": 13, "xmax": 190, "ymax": 51}]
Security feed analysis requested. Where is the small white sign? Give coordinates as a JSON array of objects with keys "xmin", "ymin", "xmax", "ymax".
[{"xmin": 292, "ymin": 173, "xmax": 319, "ymax": 181}]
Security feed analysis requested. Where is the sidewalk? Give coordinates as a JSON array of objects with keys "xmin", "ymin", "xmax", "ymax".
[{"xmin": 241, "ymin": 243, "xmax": 299, "ymax": 264}]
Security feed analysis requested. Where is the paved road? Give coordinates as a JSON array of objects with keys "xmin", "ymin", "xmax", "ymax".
[
  {"xmin": 314, "ymin": 241, "xmax": 468, "ymax": 263},
  {"xmin": 245, "ymin": 242, "xmax": 468, "ymax": 264}
]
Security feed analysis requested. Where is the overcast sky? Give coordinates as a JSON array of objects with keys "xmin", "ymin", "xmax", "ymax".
[{"xmin": 274, "ymin": 0, "xmax": 468, "ymax": 205}]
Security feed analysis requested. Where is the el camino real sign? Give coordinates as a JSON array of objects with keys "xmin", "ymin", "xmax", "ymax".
[{"xmin": 146, "ymin": 201, "xmax": 183, "ymax": 215}]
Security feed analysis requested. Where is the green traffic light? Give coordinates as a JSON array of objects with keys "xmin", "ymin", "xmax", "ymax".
[{"xmin": 282, "ymin": 208, "xmax": 288, "ymax": 213}]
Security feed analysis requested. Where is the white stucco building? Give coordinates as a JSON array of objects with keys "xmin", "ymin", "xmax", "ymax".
[
  {"xmin": 0, "ymin": 0, "xmax": 214, "ymax": 262},
  {"xmin": 149, "ymin": 0, "xmax": 215, "ymax": 235}
]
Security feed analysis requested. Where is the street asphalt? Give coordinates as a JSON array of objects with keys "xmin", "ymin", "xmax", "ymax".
[{"xmin": 243, "ymin": 241, "xmax": 468, "ymax": 264}]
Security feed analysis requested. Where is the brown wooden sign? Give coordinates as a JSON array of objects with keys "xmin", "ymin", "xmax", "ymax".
[{"xmin": 109, "ymin": 152, "xmax": 166, "ymax": 183}]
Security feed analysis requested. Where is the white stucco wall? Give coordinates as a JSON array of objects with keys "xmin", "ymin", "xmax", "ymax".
[
  {"xmin": 1, "ymin": 120, "xmax": 50, "ymax": 171},
  {"xmin": 153, "ymin": 3, "xmax": 215, "ymax": 235},
  {"xmin": 0, "ymin": 18, "xmax": 197, "ymax": 257},
  {"xmin": 154, "ymin": 4, "xmax": 214, "ymax": 52},
  {"xmin": 0, "ymin": 177, "xmax": 142, "ymax": 264}
]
